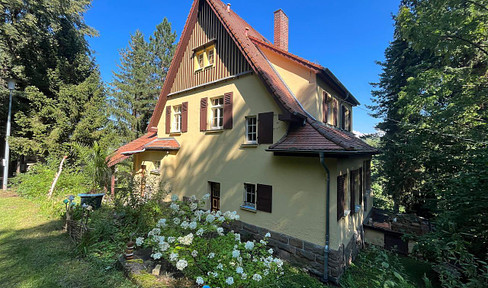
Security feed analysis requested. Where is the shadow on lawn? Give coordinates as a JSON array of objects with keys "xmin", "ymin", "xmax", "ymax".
[{"xmin": 0, "ymin": 219, "xmax": 134, "ymax": 288}]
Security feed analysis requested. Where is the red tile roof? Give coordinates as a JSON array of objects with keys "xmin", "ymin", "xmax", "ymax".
[
  {"xmin": 144, "ymin": 138, "xmax": 180, "ymax": 150},
  {"xmin": 108, "ymin": 134, "xmax": 180, "ymax": 167}
]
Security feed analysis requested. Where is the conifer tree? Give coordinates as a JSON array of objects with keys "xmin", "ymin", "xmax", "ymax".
[
  {"xmin": 0, "ymin": 0, "xmax": 108, "ymax": 160},
  {"xmin": 110, "ymin": 19, "xmax": 176, "ymax": 142}
]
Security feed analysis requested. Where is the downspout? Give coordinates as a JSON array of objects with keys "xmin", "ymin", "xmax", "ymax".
[{"xmin": 319, "ymin": 152, "xmax": 330, "ymax": 283}]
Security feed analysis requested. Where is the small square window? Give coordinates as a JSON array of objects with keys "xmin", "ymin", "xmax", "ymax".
[
  {"xmin": 243, "ymin": 183, "xmax": 256, "ymax": 208},
  {"xmin": 245, "ymin": 116, "xmax": 257, "ymax": 143}
]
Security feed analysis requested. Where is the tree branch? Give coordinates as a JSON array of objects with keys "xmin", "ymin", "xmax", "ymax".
[{"xmin": 442, "ymin": 34, "xmax": 488, "ymax": 56}]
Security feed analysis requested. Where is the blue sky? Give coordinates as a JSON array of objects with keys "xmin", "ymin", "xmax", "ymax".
[{"xmin": 85, "ymin": 0, "xmax": 401, "ymax": 134}]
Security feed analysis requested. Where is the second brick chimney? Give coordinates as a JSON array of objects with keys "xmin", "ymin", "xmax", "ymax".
[{"xmin": 274, "ymin": 9, "xmax": 288, "ymax": 51}]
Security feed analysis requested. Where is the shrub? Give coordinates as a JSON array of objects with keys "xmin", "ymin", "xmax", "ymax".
[{"xmin": 138, "ymin": 194, "xmax": 285, "ymax": 287}]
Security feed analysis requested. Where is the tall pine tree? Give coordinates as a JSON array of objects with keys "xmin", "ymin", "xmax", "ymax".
[{"xmin": 110, "ymin": 19, "xmax": 176, "ymax": 142}]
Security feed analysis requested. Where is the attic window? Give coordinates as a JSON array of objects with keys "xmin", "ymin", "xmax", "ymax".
[{"xmin": 194, "ymin": 43, "xmax": 216, "ymax": 71}]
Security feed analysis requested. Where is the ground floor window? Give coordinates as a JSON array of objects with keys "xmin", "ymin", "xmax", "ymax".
[
  {"xmin": 209, "ymin": 181, "xmax": 220, "ymax": 211},
  {"xmin": 243, "ymin": 183, "xmax": 256, "ymax": 208}
]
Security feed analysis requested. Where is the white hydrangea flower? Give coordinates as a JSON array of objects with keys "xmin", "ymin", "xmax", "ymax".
[
  {"xmin": 216, "ymin": 227, "xmax": 224, "ymax": 236},
  {"xmin": 157, "ymin": 218, "xmax": 167, "ymax": 228},
  {"xmin": 234, "ymin": 233, "xmax": 241, "ymax": 242},
  {"xmin": 176, "ymin": 259, "xmax": 188, "ymax": 271},
  {"xmin": 244, "ymin": 241, "xmax": 254, "ymax": 250},
  {"xmin": 202, "ymin": 193, "xmax": 210, "ymax": 200},
  {"xmin": 135, "ymin": 237, "xmax": 144, "ymax": 246},
  {"xmin": 205, "ymin": 214, "xmax": 215, "ymax": 223},
  {"xmin": 241, "ymin": 273, "xmax": 247, "ymax": 280},
  {"xmin": 152, "ymin": 252, "xmax": 162, "ymax": 260},
  {"xmin": 170, "ymin": 203, "xmax": 179, "ymax": 211},
  {"xmin": 159, "ymin": 242, "xmax": 170, "ymax": 252},
  {"xmin": 260, "ymin": 240, "xmax": 266, "ymax": 245},
  {"xmin": 178, "ymin": 233, "xmax": 194, "ymax": 245},
  {"xmin": 173, "ymin": 217, "xmax": 181, "ymax": 225},
  {"xmin": 190, "ymin": 195, "xmax": 197, "ymax": 202},
  {"xmin": 217, "ymin": 263, "xmax": 223, "ymax": 270},
  {"xmin": 232, "ymin": 250, "xmax": 240, "ymax": 258},
  {"xmin": 218, "ymin": 216, "xmax": 225, "ymax": 222},
  {"xmin": 274, "ymin": 258, "xmax": 283, "ymax": 268},
  {"xmin": 264, "ymin": 269, "xmax": 269, "ymax": 276},
  {"xmin": 234, "ymin": 214, "xmax": 240, "ymax": 220},
  {"xmin": 189, "ymin": 221, "xmax": 197, "ymax": 230},
  {"xmin": 180, "ymin": 221, "xmax": 189, "ymax": 229},
  {"xmin": 265, "ymin": 232, "xmax": 271, "ymax": 238},
  {"xmin": 208, "ymin": 252, "xmax": 215, "ymax": 259},
  {"xmin": 236, "ymin": 266, "xmax": 244, "ymax": 274},
  {"xmin": 196, "ymin": 277, "xmax": 204, "ymax": 285},
  {"xmin": 191, "ymin": 250, "xmax": 198, "ymax": 257},
  {"xmin": 226, "ymin": 277, "xmax": 234, "ymax": 285},
  {"xmin": 169, "ymin": 252, "xmax": 178, "ymax": 261},
  {"xmin": 148, "ymin": 228, "xmax": 160, "ymax": 236},
  {"xmin": 216, "ymin": 211, "xmax": 222, "ymax": 217},
  {"xmin": 268, "ymin": 248, "xmax": 274, "ymax": 254},
  {"xmin": 171, "ymin": 194, "xmax": 179, "ymax": 201},
  {"xmin": 190, "ymin": 202, "xmax": 198, "ymax": 211},
  {"xmin": 252, "ymin": 273, "xmax": 262, "ymax": 281},
  {"xmin": 196, "ymin": 228, "xmax": 205, "ymax": 236},
  {"xmin": 168, "ymin": 236, "xmax": 176, "ymax": 243},
  {"xmin": 178, "ymin": 210, "xmax": 185, "ymax": 216}
]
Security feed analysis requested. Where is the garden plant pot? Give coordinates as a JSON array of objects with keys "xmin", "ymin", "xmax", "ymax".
[{"xmin": 78, "ymin": 193, "xmax": 105, "ymax": 209}]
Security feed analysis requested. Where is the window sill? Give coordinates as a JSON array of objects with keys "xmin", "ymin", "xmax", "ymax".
[
  {"xmin": 205, "ymin": 129, "xmax": 224, "ymax": 134},
  {"xmin": 240, "ymin": 205, "xmax": 257, "ymax": 213},
  {"xmin": 150, "ymin": 170, "xmax": 160, "ymax": 175},
  {"xmin": 194, "ymin": 68, "xmax": 203, "ymax": 73},
  {"xmin": 240, "ymin": 143, "xmax": 258, "ymax": 148},
  {"xmin": 169, "ymin": 131, "xmax": 181, "ymax": 136}
]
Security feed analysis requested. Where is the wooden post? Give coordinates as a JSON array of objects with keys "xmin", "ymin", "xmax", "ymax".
[
  {"xmin": 110, "ymin": 166, "xmax": 116, "ymax": 197},
  {"xmin": 48, "ymin": 156, "xmax": 68, "ymax": 199}
]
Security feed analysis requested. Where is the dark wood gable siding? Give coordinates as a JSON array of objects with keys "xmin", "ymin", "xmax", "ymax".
[{"xmin": 169, "ymin": 1, "xmax": 252, "ymax": 94}]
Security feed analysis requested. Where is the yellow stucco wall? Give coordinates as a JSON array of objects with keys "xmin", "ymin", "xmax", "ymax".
[
  {"xmin": 260, "ymin": 48, "xmax": 320, "ymax": 119},
  {"xmin": 133, "ymin": 72, "xmax": 371, "ymax": 249},
  {"xmin": 136, "ymin": 74, "xmax": 328, "ymax": 246}
]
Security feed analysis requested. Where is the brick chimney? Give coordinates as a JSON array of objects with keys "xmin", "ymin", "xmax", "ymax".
[{"xmin": 274, "ymin": 9, "xmax": 288, "ymax": 51}]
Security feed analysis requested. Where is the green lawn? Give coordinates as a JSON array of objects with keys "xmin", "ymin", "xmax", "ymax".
[{"xmin": 0, "ymin": 191, "xmax": 136, "ymax": 288}]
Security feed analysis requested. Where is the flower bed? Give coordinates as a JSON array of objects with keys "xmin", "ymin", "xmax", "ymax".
[{"xmin": 137, "ymin": 194, "xmax": 284, "ymax": 287}]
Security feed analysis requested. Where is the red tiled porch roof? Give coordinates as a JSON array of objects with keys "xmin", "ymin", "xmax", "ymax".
[{"xmin": 108, "ymin": 133, "xmax": 180, "ymax": 167}]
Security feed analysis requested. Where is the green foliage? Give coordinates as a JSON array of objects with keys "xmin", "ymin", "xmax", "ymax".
[
  {"xmin": 340, "ymin": 247, "xmax": 427, "ymax": 288},
  {"xmin": 84, "ymin": 141, "xmax": 111, "ymax": 191},
  {"xmin": 372, "ymin": 0, "xmax": 488, "ymax": 286},
  {"xmin": 110, "ymin": 19, "xmax": 177, "ymax": 141},
  {"xmin": 12, "ymin": 159, "xmax": 90, "ymax": 217},
  {"xmin": 1, "ymin": 0, "xmax": 111, "ymax": 160}
]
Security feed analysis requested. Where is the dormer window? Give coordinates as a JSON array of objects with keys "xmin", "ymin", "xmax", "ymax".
[{"xmin": 194, "ymin": 43, "xmax": 216, "ymax": 72}]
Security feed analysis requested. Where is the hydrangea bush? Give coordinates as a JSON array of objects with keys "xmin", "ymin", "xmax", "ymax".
[{"xmin": 137, "ymin": 194, "xmax": 284, "ymax": 287}]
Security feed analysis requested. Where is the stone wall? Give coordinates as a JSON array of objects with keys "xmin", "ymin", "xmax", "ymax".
[{"xmin": 224, "ymin": 220, "xmax": 364, "ymax": 283}]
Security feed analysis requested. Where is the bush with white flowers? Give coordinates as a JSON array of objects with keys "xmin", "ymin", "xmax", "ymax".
[{"xmin": 137, "ymin": 194, "xmax": 284, "ymax": 287}]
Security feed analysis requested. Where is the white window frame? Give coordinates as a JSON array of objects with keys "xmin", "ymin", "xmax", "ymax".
[
  {"xmin": 245, "ymin": 116, "xmax": 257, "ymax": 144},
  {"xmin": 243, "ymin": 183, "xmax": 256, "ymax": 209},
  {"xmin": 173, "ymin": 105, "xmax": 182, "ymax": 132},
  {"xmin": 210, "ymin": 97, "xmax": 224, "ymax": 130}
]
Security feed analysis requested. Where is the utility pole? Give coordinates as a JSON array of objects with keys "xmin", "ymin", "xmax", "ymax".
[{"xmin": 2, "ymin": 79, "xmax": 16, "ymax": 191}]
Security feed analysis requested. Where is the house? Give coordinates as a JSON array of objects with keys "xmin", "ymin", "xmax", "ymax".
[{"xmin": 109, "ymin": 0, "xmax": 378, "ymax": 282}]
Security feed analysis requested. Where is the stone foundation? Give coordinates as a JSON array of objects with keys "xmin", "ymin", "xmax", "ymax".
[{"xmin": 224, "ymin": 221, "xmax": 364, "ymax": 283}]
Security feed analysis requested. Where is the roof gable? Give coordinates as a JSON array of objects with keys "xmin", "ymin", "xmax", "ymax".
[{"xmin": 169, "ymin": 0, "xmax": 252, "ymax": 94}]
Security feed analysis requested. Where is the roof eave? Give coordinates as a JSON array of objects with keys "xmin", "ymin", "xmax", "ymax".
[{"xmin": 320, "ymin": 68, "xmax": 360, "ymax": 106}]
